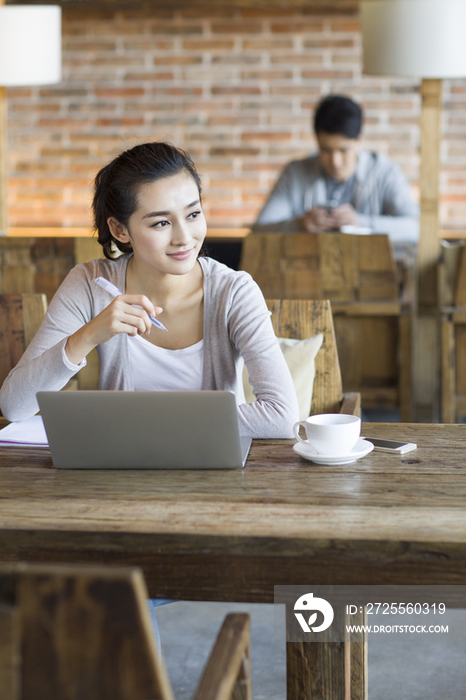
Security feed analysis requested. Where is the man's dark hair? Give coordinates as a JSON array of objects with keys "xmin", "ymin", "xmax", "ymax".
[{"xmin": 313, "ymin": 95, "xmax": 363, "ymax": 139}]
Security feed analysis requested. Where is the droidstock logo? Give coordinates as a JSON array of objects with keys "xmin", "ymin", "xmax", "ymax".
[{"xmin": 294, "ymin": 593, "xmax": 335, "ymax": 633}]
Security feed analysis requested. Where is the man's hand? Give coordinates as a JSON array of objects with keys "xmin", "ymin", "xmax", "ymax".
[
  {"xmin": 299, "ymin": 207, "xmax": 336, "ymax": 233},
  {"xmin": 327, "ymin": 203, "xmax": 358, "ymax": 227},
  {"xmin": 300, "ymin": 204, "xmax": 359, "ymax": 232}
]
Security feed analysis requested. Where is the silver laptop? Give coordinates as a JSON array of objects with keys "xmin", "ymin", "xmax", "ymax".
[{"xmin": 37, "ymin": 390, "xmax": 251, "ymax": 469}]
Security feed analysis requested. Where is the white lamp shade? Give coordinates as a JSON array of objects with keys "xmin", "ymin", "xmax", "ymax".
[
  {"xmin": 361, "ymin": 0, "xmax": 466, "ymax": 78},
  {"xmin": 0, "ymin": 5, "xmax": 61, "ymax": 86}
]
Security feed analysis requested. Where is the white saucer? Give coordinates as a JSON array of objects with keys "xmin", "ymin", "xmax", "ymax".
[{"xmin": 293, "ymin": 438, "xmax": 374, "ymax": 465}]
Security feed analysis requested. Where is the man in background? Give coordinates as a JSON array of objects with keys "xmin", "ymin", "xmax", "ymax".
[{"xmin": 252, "ymin": 94, "xmax": 419, "ymax": 250}]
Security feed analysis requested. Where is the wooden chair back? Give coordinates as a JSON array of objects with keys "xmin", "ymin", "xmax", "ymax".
[
  {"xmin": 440, "ymin": 242, "xmax": 466, "ymax": 422},
  {"xmin": 245, "ymin": 234, "xmax": 412, "ymax": 419},
  {"xmin": 0, "ymin": 293, "xmax": 47, "ymax": 388},
  {"xmin": 0, "ymin": 562, "xmax": 251, "ymax": 700},
  {"xmin": 266, "ymin": 299, "xmax": 360, "ymax": 415},
  {"xmin": 241, "ymin": 232, "xmax": 399, "ymax": 301}
]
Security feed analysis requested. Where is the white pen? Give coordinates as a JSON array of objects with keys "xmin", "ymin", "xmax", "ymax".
[{"xmin": 95, "ymin": 276, "xmax": 168, "ymax": 332}]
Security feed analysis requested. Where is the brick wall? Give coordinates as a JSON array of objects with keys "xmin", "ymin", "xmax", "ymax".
[{"xmin": 6, "ymin": 7, "xmax": 466, "ymax": 230}]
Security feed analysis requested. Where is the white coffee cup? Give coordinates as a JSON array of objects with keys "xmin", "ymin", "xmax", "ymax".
[{"xmin": 293, "ymin": 413, "xmax": 361, "ymax": 456}]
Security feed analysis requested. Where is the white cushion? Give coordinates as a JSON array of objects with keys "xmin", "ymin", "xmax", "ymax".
[{"xmin": 242, "ymin": 334, "xmax": 324, "ymax": 421}]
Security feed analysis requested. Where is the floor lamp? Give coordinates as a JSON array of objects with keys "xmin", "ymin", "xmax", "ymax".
[
  {"xmin": 361, "ymin": 0, "xmax": 466, "ymax": 421},
  {"xmin": 0, "ymin": 4, "xmax": 61, "ymax": 234}
]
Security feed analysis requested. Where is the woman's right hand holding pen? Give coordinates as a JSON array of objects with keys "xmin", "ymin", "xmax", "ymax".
[{"xmin": 65, "ymin": 294, "xmax": 163, "ymax": 365}]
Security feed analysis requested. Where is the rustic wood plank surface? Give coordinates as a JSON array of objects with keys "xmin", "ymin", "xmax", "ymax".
[
  {"xmin": 2, "ymin": 423, "xmax": 466, "ymax": 604},
  {"xmin": 1, "ymin": 422, "xmax": 466, "ymax": 700},
  {"xmin": 1, "ymin": 423, "xmax": 466, "ymax": 531}
]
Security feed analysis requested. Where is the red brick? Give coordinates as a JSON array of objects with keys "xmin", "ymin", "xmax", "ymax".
[
  {"xmin": 96, "ymin": 118, "xmax": 145, "ymax": 126},
  {"xmin": 40, "ymin": 148, "xmax": 90, "ymax": 158},
  {"xmin": 124, "ymin": 41, "xmax": 175, "ymax": 51},
  {"xmin": 211, "ymin": 22, "xmax": 263, "ymax": 33},
  {"xmin": 302, "ymin": 70, "xmax": 354, "ymax": 79},
  {"xmin": 124, "ymin": 72, "xmax": 174, "ymax": 81},
  {"xmin": 211, "ymin": 178, "xmax": 258, "ymax": 188},
  {"xmin": 153, "ymin": 87, "xmax": 203, "ymax": 96},
  {"xmin": 271, "ymin": 55, "xmax": 323, "ymax": 65},
  {"xmin": 8, "ymin": 88, "xmax": 33, "ymax": 98},
  {"xmin": 208, "ymin": 207, "xmax": 257, "ymax": 219},
  {"xmin": 63, "ymin": 41, "xmax": 117, "ymax": 51},
  {"xmin": 239, "ymin": 8, "xmax": 296, "ymax": 17},
  {"xmin": 303, "ymin": 38, "xmax": 355, "ymax": 48},
  {"xmin": 243, "ymin": 162, "xmax": 286, "ymax": 172},
  {"xmin": 330, "ymin": 20, "xmax": 361, "ymax": 31},
  {"xmin": 38, "ymin": 119, "xmax": 90, "ymax": 128},
  {"xmin": 389, "ymin": 117, "xmax": 419, "ymax": 126},
  {"xmin": 149, "ymin": 25, "xmax": 203, "ymax": 35},
  {"xmin": 442, "ymin": 194, "xmax": 466, "ymax": 202},
  {"xmin": 270, "ymin": 21, "xmax": 324, "ymax": 33},
  {"xmin": 183, "ymin": 40, "xmax": 235, "ymax": 50},
  {"xmin": 95, "ymin": 58, "xmax": 145, "ymax": 67},
  {"xmin": 241, "ymin": 71, "xmax": 293, "ymax": 80},
  {"xmin": 332, "ymin": 55, "xmax": 360, "ymax": 64},
  {"xmin": 212, "ymin": 55, "xmax": 261, "ymax": 65},
  {"xmin": 270, "ymin": 86, "xmax": 321, "ymax": 96},
  {"xmin": 209, "ymin": 147, "xmax": 260, "ymax": 157},
  {"xmin": 242, "ymin": 39, "xmax": 293, "ymax": 50},
  {"xmin": 4, "ymin": 9, "xmax": 466, "ymax": 233},
  {"xmin": 242, "ymin": 132, "xmax": 292, "ymax": 141},
  {"xmin": 207, "ymin": 116, "xmax": 260, "ymax": 126},
  {"xmin": 363, "ymin": 101, "xmax": 416, "ymax": 110},
  {"xmin": 211, "ymin": 86, "xmax": 261, "ymax": 95},
  {"xmin": 95, "ymin": 87, "xmax": 145, "ymax": 97},
  {"xmin": 40, "ymin": 88, "xmax": 88, "ymax": 97},
  {"xmin": 154, "ymin": 56, "xmax": 202, "ymax": 65},
  {"xmin": 242, "ymin": 194, "xmax": 266, "ymax": 205}
]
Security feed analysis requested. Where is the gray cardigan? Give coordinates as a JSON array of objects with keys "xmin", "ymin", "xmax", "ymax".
[
  {"xmin": 253, "ymin": 150, "xmax": 419, "ymax": 245},
  {"xmin": 0, "ymin": 255, "xmax": 299, "ymax": 438}
]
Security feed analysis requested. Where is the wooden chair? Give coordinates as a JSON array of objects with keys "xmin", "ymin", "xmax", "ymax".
[
  {"xmin": 267, "ymin": 299, "xmax": 364, "ymax": 697},
  {"xmin": 0, "ymin": 293, "xmax": 47, "ymax": 391},
  {"xmin": 242, "ymin": 232, "xmax": 413, "ymax": 420},
  {"xmin": 0, "ymin": 237, "xmax": 106, "ymax": 391},
  {"xmin": 266, "ymin": 298, "xmax": 361, "ymax": 416},
  {"xmin": 0, "ymin": 562, "xmax": 251, "ymax": 700},
  {"xmin": 440, "ymin": 240, "xmax": 466, "ymax": 422}
]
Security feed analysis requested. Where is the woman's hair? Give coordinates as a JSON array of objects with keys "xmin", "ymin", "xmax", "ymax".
[{"xmin": 93, "ymin": 141, "xmax": 202, "ymax": 259}]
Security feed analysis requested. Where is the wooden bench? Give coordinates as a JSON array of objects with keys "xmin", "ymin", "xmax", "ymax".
[{"xmin": 242, "ymin": 232, "xmax": 413, "ymax": 420}]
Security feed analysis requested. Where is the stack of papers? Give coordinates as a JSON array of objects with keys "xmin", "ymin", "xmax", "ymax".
[{"xmin": 0, "ymin": 415, "xmax": 49, "ymax": 447}]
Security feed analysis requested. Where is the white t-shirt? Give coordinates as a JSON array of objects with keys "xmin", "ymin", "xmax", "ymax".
[{"xmin": 129, "ymin": 335, "xmax": 204, "ymax": 391}]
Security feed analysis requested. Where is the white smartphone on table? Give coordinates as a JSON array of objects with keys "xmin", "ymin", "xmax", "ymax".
[{"xmin": 362, "ymin": 437, "xmax": 417, "ymax": 454}]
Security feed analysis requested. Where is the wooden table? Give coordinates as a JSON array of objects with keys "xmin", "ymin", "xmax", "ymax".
[{"xmin": 1, "ymin": 422, "xmax": 466, "ymax": 699}]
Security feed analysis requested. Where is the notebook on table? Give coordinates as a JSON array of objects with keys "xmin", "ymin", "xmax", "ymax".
[{"xmin": 36, "ymin": 390, "xmax": 251, "ymax": 470}]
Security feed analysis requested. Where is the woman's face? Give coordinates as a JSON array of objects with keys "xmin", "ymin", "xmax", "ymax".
[{"xmin": 111, "ymin": 170, "xmax": 206, "ymax": 276}]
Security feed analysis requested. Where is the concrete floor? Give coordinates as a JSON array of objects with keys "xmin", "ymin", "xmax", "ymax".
[{"xmin": 155, "ymin": 602, "xmax": 466, "ymax": 699}]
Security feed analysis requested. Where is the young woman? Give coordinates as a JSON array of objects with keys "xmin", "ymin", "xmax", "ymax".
[{"xmin": 0, "ymin": 142, "xmax": 298, "ymax": 437}]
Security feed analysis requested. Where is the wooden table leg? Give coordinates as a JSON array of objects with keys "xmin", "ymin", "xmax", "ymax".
[
  {"xmin": 0, "ymin": 605, "xmax": 20, "ymax": 700},
  {"xmin": 286, "ymin": 608, "xmax": 367, "ymax": 700}
]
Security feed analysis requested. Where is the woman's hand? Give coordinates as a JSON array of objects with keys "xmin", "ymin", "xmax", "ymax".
[{"xmin": 65, "ymin": 295, "xmax": 163, "ymax": 365}]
